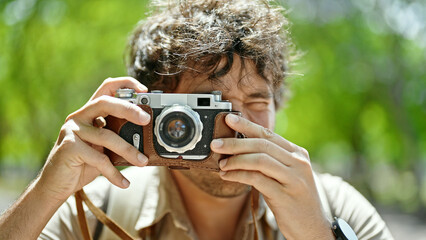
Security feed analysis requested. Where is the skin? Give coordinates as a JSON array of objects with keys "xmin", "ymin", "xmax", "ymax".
[
  {"xmin": 0, "ymin": 77, "xmax": 151, "ymax": 239},
  {"xmin": 172, "ymin": 55, "xmax": 334, "ymax": 240},
  {"xmin": 0, "ymin": 56, "xmax": 334, "ymax": 239}
]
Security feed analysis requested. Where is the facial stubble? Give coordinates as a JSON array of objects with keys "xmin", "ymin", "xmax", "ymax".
[{"xmin": 179, "ymin": 169, "xmax": 251, "ymax": 198}]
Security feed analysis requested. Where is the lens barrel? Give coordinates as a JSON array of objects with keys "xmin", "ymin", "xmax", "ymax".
[{"xmin": 154, "ymin": 105, "xmax": 203, "ymax": 153}]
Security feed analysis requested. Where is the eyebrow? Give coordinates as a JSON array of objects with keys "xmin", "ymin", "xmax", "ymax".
[{"xmin": 247, "ymin": 91, "xmax": 273, "ymax": 99}]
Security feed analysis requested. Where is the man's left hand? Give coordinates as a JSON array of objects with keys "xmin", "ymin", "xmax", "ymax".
[{"xmin": 211, "ymin": 114, "xmax": 334, "ymax": 240}]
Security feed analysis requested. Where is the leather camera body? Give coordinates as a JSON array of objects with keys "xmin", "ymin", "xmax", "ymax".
[{"xmin": 105, "ymin": 89, "xmax": 240, "ymax": 172}]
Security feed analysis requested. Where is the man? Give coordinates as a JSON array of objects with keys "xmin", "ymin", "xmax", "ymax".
[{"xmin": 0, "ymin": 0, "xmax": 393, "ymax": 239}]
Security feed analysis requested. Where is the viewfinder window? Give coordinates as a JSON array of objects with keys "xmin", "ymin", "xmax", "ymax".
[{"xmin": 197, "ymin": 98, "xmax": 210, "ymax": 106}]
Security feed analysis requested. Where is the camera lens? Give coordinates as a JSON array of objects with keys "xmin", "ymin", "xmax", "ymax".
[
  {"xmin": 167, "ymin": 119, "xmax": 186, "ymax": 139},
  {"xmin": 160, "ymin": 112, "xmax": 195, "ymax": 148},
  {"xmin": 155, "ymin": 105, "xmax": 203, "ymax": 153}
]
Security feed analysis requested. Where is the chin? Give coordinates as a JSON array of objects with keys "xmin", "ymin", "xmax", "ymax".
[{"xmin": 180, "ymin": 169, "xmax": 251, "ymax": 198}]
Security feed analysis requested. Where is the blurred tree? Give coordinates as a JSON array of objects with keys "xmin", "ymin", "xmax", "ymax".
[
  {"xmin": 0, "ymin": 0, "xmax": 150, "ymax": 172},
  {"xmin": 0, "ymin": 0, "xmax": 425, "ymax": 214},
  {"xmin": 276, "ymin": 0, "xmax": 426, "ymax": 214}
]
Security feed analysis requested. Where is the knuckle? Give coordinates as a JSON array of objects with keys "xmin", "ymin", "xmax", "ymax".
[
  {"xmin": 299, "ymin": 147, "xmax": 310, "ymax": 159},
  {"xmin": 100, "ymin": 154, "xmax": 110, "ymax": 165},
  {"xmin": 290, "ymin": 151, "xmax": 301, "ymax": 161},
  {"xmin": 250, "ymin": 172, "xmax": 262, "ymax": 185},
  {"xmin": 96, "ymin": 128, "xmax": 110, "ymax": 140},
  {"xmin": 66, "ymin": 119, "xmax": 80, "ymax": 130},
  {"xmin": 59, "ymin": 136, "xmax": 76, "ymax": 150},
  {"xmin": 291, "ymin": 151, "xmax": 310, "ymax": 166},
  {"xmin": 292, "ymin": 152, "xmax": 312, "ymax": 170},
  {"xmin": 57, "ymin": 121, "xmax": 79, "ymax": 145},
  {"xmin": 123, "ymin": 143, "xmax": 137, "ymax": 156},
  {"xmin": 110, "ymin": 168, "xmax": 121, "ymax": 179},
  {"xmin": 94, "ymin": 95, "xmax": 110, "ymax": 105},
  {"xmin": 290, "ymin": 147, "xmax": 312, "ymax": 168},
  {"xmin": 98, "ymin": 155, "xmax": 111, "ymax": 171},
  {"xmin": 254, "ymin": 153, "xmax": 267, "ymax": 165},
  {"xmin": 123, "ymin": 101, "xmax": 137, "ymax": 113},
  {"xmin": 65, "ymin": 111, "xmax": 84, "ymax": 123},
  {"xmin": 91, "ymin": 96, "xmax": 112, "ymax": 115},
  {"xmin": 103, "ymin": 77, "xmax": 114, "ymax": 85},
  {"xmin": 59, "ymin": 124, "xmax": 68, "ymax": 136},
  {"xmin": 260, "ymin": 127, "xmax": 275, "ymax": 139},
  {"xmin": 123, "ymin": 76, "xmax": 138, "ymax": 84},
  {"xmin": 260, "ymin": 139, "xmax": 270, "ymax": 152},
  {"xmin": 300, "ymin": 158, "xmax": 312, "ymax": 169},
  {"xmin": 128, "ymin": 76, "xmax": 138, "ymax": 82},
  {"xmin": 65, "ymin": 113, "xmax": 75, "ymax": 122}
]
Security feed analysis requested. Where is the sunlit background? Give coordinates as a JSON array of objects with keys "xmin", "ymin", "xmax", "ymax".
[{"xmin": 0, "ymin": 0, "xmax": 425, "ymax": 238}]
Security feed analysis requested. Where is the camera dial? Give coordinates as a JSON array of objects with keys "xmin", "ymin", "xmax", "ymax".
[
  {"xmin": 116, "ymin": 88, "xmax": 135, "ymax": 98},
  {"xmin": 154, "ymin": 104, "xmax": 203, "ymax": 154}
]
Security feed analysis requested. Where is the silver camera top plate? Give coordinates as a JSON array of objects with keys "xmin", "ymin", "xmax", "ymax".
[{"xmin": 117, "ymin": 89, "xmax": 232, "ymax": 110}]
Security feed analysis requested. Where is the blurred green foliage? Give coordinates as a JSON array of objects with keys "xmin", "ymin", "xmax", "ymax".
[{"xmin": 0, "ymin": 0, "xmax": 425, "ymax": 214}]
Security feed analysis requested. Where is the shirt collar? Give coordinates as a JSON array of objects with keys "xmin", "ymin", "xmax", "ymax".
[
  {"xmin": 134, "ymin": 167, "xmax": 269, "ymax": 236},
  {"xmin": 134, "ymin": 167, "xmax": 192, "ymax": 233}
]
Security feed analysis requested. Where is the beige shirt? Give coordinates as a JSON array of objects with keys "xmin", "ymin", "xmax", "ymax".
[{"xmin": 40, "ymin": 167, "xmax": 394, "ymax": 240}]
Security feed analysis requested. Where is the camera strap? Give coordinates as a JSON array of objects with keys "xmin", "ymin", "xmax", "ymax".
[
  {"xmin": 75, "ymin": 188, "xmax": 260, "ymax": 240},
  {"xmin": 75, "ymin": 189, "xmax": 135, "ymax": 240}
]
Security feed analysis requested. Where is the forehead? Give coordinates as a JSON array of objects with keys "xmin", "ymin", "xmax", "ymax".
[{"xmin": 175, "ymin": 55, "xmax": 272, "ymax": 96}]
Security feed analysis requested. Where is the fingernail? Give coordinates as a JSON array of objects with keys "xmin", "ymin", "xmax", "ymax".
[
  {"xmin": 138, "ymin": 153, "xmax": 148, "ymax": 165},
  {"xmin": 219, "ymin": 159, "xmax": 228, "ymax": 169},
  {"xmin": 140, "ymin": 111, "xmax": 151, "ymax": 124},
  {"xmin": 122, "ymin": 178, "xmax": 130, "ymax": 188},
  {"xmin": 211, "ymin": 139, "xmax": 223, "ymax": 149},
  {"xmin": 227, "ymin": 114, "xmax": 239, "ymax": 124},
  {"xmin": 219, "ymin": 171, "xmax": 227, "ymax": 176}
]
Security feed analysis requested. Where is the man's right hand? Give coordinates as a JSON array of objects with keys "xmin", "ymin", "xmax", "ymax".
[
  {"xmin": 38, "ymin": 77, "xmax": 151, "ymax": 202},
  {"xmin": 0, "ymin": 77, "xmax": 151, "ymax": 240}
]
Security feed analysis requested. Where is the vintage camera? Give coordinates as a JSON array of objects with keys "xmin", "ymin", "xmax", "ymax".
[{"xmin": 113, "ymin": 88, "xmax": 233, "ymax": 160}]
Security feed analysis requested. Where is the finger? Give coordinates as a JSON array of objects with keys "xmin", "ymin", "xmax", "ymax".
[
  {"xmin": 76, "ymin": 124, "xmax": 148, "ymax": 167},
  {"xmin": 75, "ymin": 137, "xmax": 130, "ymax": 188},
  {"xmin": 211, "ymin": 138, "xmax": 300, "ymax": 167},
  {"xmin": 219, "ymin": 170, "xmax": 283, "ymax": 198},
  {"xmin": 219, "ymin": 153, "xmax": 292, "ymax": 184},
  {"xmin": 225, "ymin": 114, "xmax": 298, "ymax": 152},
  {"xmin": 91, "ymin": 77, "xmax": 148, "ymax": 100},
  {"xmin": 67, "ymin": 95, "xmax": 151, "ymax": 126},
  {"xmin": 93, "ymin": 116, "xmax": 107, "ymax": 128}
]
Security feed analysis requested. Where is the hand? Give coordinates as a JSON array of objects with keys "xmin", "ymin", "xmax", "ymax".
[
  {"xmin": 38, "ymin": 77, "xmax": 151, "ymax": 202},
  {"xmin": 211, "ymin": 114, "xmax": 334, "ymax": 240}
]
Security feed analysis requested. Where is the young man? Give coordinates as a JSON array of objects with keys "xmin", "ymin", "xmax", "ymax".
[{"xmin": 0, "ymin": 0, "xmax": 393, "ymax": 239}]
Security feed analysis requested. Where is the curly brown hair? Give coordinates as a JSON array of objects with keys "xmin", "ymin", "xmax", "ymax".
[{"xmin": 126, "ymin": 0, "xmax": 292, "ymax": 109}]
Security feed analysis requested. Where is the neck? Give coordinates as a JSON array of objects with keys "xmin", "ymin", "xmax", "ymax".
[{"xmin": 171, "ymin": 170, "xmax": 249, "ymax": 240}]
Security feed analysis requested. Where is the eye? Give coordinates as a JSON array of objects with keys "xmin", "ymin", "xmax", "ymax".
[{"xmin": 245, "ymin": 101, "xmax": 271, "ymax": 111}]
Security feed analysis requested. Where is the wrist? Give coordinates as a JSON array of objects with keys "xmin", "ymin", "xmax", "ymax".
[
  {"xmin": 0, "ymin": 177, "xmax": 67, "ymax": 240},
  {"xmin": 279, "ymin": 219, "xmax": 336, "ymax": 240},
  {"xmin": 308, "ymin": 219, "xmax": 336, "ymax": 240},
  {"xmin": 316, "ymin": 227, "xmax": 336, "ymax": 240},
  {"xmin": 32, "ymin": 176, "xmax": 68, "ymax": 207}
]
